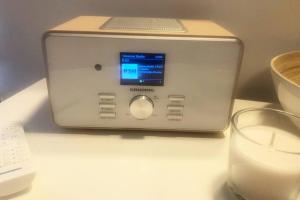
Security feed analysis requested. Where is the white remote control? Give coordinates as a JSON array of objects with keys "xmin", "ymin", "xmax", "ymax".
[{"xmin": 0, "ymin": 122, "xmax": 35, "ymax": 197}]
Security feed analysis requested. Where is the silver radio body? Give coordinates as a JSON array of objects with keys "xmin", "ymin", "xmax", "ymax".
[{"xmin": 43, "ymin": 16, "xmax": 243, "ymax": 132}]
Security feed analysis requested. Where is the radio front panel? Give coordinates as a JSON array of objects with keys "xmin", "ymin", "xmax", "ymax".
[{"xmin": 45, "ymin": 33, "xmax": 241, "ymax": 131}]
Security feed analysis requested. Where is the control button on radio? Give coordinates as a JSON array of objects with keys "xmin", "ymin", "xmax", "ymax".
[
  {"xmin": 99, "ymin": 94, "xmax": 115, "ymax": 101},
  {"xmin": 129, "ymin": 95, "xmax": 154, "ymax": 120},
  {"xmin": 167, "ymin": 105, "xmax": 184, "ymax": 112},
  {"xmin": 100, "ymin": 112, "xmax": 116, "ymax": 119},
  {"xmin": 99, "ymin": 104, "xmax": 115, "ymax": 109},
  {"xmin": 99, "ymin": 105, "xmax": 115, "ymax": 113},
  {"xmin": 168, "ymin": 95, "xmax": 185, "ymax": 102},
  {"xmin": 167, "ymin": 114, "xmax": 183, "ymax": 121}
]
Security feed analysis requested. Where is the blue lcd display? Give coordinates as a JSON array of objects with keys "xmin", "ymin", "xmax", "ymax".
[{"xmin": 120, "ymin": 52, "xmax": 165, "ymax": 86}]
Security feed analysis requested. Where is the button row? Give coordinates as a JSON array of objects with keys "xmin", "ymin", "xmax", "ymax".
[
  {"xmin": 167, "ymin": 95, "xmax": 185, "ymax": 121},
  {"xmin": 98, "ymin": 93, "xmax": 116, "ymax": 119}
]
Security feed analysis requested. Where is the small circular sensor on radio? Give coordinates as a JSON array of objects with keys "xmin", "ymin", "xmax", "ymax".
[{"xmin": 94, "ymin": 64, "xmax": 102, "ymax": 71}]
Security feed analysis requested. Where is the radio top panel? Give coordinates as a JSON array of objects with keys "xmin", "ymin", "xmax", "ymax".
[{"xmin": 47, "ymin": 16, "xmax": 235, "ymax": 39}]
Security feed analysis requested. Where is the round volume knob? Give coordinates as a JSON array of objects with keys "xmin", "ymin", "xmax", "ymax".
[{"xmin": 129, "ymin": 95, "xmax": 154, "ymax": 120}]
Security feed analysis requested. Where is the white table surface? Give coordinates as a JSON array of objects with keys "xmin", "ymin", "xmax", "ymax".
[{"xmin": 0, "ymin": 79, "xmax": 272, "ymax": 200}]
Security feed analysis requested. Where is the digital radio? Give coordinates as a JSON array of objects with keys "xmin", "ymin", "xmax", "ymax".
[{"xmin": 43, "ymin": 16, "xmax": 243, "ymax": 132}]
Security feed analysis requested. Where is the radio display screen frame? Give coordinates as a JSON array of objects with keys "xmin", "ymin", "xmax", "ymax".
[{"xmin": 120, "ymin": 52, "xmax": 165, "ymax": 86}]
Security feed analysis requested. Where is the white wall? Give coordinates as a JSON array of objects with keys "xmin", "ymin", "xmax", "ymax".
[{"xmin": 0, "ymin": 0, "xmax": 299, "ymax": 101}]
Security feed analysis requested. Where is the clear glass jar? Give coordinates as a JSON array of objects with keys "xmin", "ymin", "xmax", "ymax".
[{"xmin": 228, "ymin": 108, "xmax": 300, "ymax": 200}]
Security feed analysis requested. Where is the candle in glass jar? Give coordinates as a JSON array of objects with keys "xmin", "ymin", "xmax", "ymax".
[{"xmin": 229, "ymin": 125, "xmax": 300, "ymax": 200}]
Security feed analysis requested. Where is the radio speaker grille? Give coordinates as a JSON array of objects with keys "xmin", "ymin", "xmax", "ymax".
[{"xmin": 100, "ymin": 17, "xmax": 186, "ymax": 32}]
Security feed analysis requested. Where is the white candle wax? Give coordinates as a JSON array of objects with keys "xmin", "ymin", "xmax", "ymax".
[{"xmin": 229, "ymin": 125, "xmax": 300, "ymax": 200}]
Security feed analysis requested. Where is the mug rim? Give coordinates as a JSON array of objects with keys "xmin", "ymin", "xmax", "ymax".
[{"xmin": 271, "ymin": 50, "xmax": 300, "ymax": 89}]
